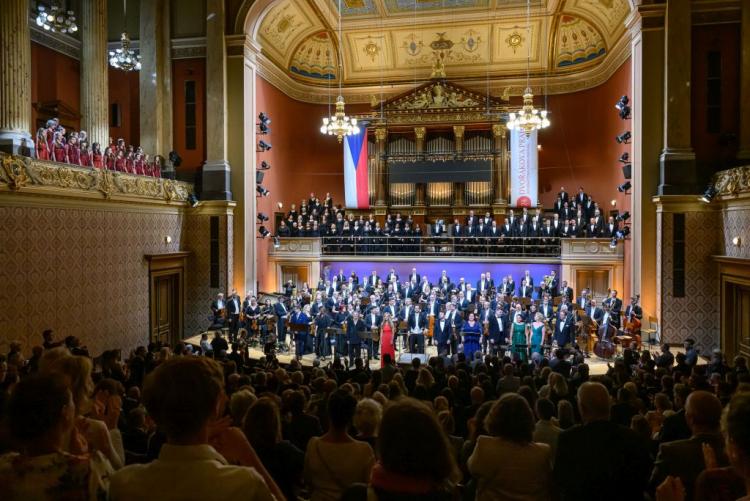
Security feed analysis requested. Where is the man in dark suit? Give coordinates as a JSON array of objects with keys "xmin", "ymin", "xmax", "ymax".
[
  {"xmin": 554, "ymin": 382, "xmax": 651, "ymax": 501},
  {"xmin": 226, "ymin": 290, "xmax": 241, "ymax": 339},
  {"xmin": 408, "ymin": 304, "xmax": 427, "ymax": 353},
  {"xmin": 210, "ymin": 293, "xmax": 227, "ymax": 327},
  {"xmin": 346, "ymin": 311, "xmax": 366, "ymax": 365},
  {"xmin": 602, "ymin": 289, "xmax": 623, "ymax": 328},
  {"xmin": 451, "ymin": 218, "xmax": 463, "ymax": 237},
  {"xmin": 274, "ymin": 299, "xmax": 290, "ymax": 348},
  {"xmin": 433, "ymin": 309, "xmax": 451, "ymax": 356},
  {"xmin": 477, "ymin": 273, "xmax": 492, "ymax": 296},
  {"xmin": 603, "ymin": 216, "xmax": 617, "ymax": 237},
  {"xmin": 649, "ymin": 391, "xmax": 728, "ymax": 501},
  {"xmin": 408, "ymin": 268, "xmax": 420, "ymax": 285},
  {"xmin": 576, "ymin": 186, "xmax": 587, "ymax": 206},
  {"xmin": 465, "ymin": 210, "xmax": 478, "ymax": 227},
  {"xmin": 365, "ymin": 270, "xmax": 380, "ymax": 291},
  {"xmin": 553, "ymin": 309, "xmax": 573, "ymax": 347},
  {"xmin": 585, "ymin": 299, "xmax": 604, "ymax": 324},
  {"xmin": 519, "ymin": 279, "xmax": 533, "ymax": 299},
  {"xmin": 560, "ymin": 281, "xmax": 574, "ymax": 302},
  {"xmin": 655, "ymin": 344, "xmax": 675, "ymax": 369},
  {"xmin": 488, "ymin": 307, "xmax": 508, "ymax": 355},
  {"xmin": 586, "ymin": 218, "xmax": 600, "ymax": 238},
  {"xmin": 431, "ymin": 219, "xmax": 445, "ymax": 236},
  {"xmin": 363, "ymin": 307, "xmax": 381, "ymax": 360}
]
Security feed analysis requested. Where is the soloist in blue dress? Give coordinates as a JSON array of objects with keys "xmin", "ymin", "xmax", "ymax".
[{"xmin": 462, "ymin": 321, "xmax": 482, "ymax": 361}]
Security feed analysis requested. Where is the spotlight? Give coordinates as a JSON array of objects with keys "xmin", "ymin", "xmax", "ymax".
[
  {"xmin": 258, "ymin": 140, "xmax": 272, "ymax": 151},
  {"xmin": 616, "ymin": 131, "xmax": 631, "ymax": 144},
  {"xmin": 616, "ymin": 226, "xmax": 631, "ymax": 239},
  {"xmin": 273, "ymin": 235, "xmax": 281, "ymax": 249},
  {"xmin": 618, "ymin": 152, "xmax": 629, "ymax": 163},
  {"xmin": 616, "ymin": 211, "xmax": 630, "ymax": 222},
  {"xmin": 622, "ymin": 163, "xmax": 632, "ymax": 180},
  {"xmin": 258, "ymin": 226, "xmax": 270, "ymax": 238},
  {"xmin": 258, "ymin": 112, "xmax": 271, "ymax": 134},
  {"xmin": 259, "ymin": 160, "xmax": 271, "ymax": 170},
  {"xmin": 615, "ymin": 95, "xmax": 631, "ymax": 120},
  {"xmin": 256, "ymin": 185, "xmax": 270, "ymax": 196},
  {"xmin": 258, "ymin": 213, "xmax": 269, "ymax": 222},
  {"xmin": 610, "ymin": 237, "xmax": 618, "ymax": 249},
  {"xmin": 617, "ymin": 181, "xmax": 632, "ymax": 193},
  {"xmin": 258, "ymin": 112, "xmax": 271, "ymax": 125},
  {"xmin": 699, "ymin": 184, "xmax": 717, "ymax": 204},
  {"xmin": 187, "ymin": 193, "xmax": 199, "ymax": 207}
]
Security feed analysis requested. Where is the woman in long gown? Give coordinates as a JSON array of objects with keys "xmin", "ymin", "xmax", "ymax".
[
  {"xmin": 530, "ymin": 312, "xmax": 546, "ymax": 358},
  {"xmin": 462, "ymin": 312, "xmax": 482, "ymax": 361},
  {"xmin": 511, "ymin": 313, "xmax": 529, "ymax": 362},
  {"xmin": 380, "ymin": 311, "xmax": 396, "ymax": 367}
]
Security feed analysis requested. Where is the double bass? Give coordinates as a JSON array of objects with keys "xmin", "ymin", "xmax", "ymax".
[
  {"xmin": 622, "ymin": 294, "xmax": 642, "ymax": 348},
  {"xmin": 593, "ymin": 321, "xmax": 617, "ymax": 359}
]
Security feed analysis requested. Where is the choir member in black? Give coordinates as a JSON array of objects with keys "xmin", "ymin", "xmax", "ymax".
[
  {"xmin": 603, "ymin": 216, "xmax": 617, "ymax": 237},
  {"xmin": 346, "ymin": 310, "xmax": 366, "ymax": 364},
  {"xmin": 586, "ymin": 217, "xmax": 600, "ymax": 238}
]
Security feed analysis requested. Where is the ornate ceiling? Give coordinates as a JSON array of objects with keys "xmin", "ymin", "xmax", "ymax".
[{"xmin": 251, "ymin": 0, "xmax": 633, "ymax": 102}]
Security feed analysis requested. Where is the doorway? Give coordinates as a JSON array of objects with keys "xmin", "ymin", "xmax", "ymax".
[{"xmin": 146, "ymin": 252, "xmax": 189, "ymax": 346}]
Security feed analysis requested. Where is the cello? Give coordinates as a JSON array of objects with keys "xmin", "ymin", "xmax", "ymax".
[
  {"xmin": 622, "ymin": 294, "xmax": 642, "ymax": 349},
  {"xmin": 593, "ymin": 321, "xmax": 617, "ymax": 359}
]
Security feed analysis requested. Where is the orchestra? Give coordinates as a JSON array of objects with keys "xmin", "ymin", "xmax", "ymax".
[{"xmin": 205, "ymin": 267, "xmax": 640, "ymax": 366}]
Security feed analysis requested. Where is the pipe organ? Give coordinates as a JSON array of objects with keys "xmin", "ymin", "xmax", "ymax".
[{"xmin": 356, "ymin": 79, "xmax": 510, "ymax": 219}]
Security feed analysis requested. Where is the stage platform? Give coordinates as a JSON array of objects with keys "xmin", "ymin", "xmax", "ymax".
[{"xmin": 184, "ymin": 332, "xmax": 696, "ymax": 376}]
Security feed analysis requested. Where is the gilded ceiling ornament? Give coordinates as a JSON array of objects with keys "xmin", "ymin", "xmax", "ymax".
[
  {"xmin": 0, "ymin": 155, "xmax": 30, "ymax": 191},
  {"xmin": 429, "ymin": 33, "xmax": 454, "ymax": 79},
  {"xmin": 363, "ymin": 39, "xmax": 380, "ymax": 62},
  {"xmin": 505, "ymin": 31, "xmax": 524, "ymax": 54},
  {"xmin": 402, "ymin": 34, "xmax": 423, "ymax": 57},
  {"xmin": 459, "ymin": 29, "xmax": 482, "ymax": 53}
]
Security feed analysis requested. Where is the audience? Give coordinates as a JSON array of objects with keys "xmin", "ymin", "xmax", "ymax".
[{"xmin": 0, "ymin": 328, "xmax": 749, "ymax": 501}]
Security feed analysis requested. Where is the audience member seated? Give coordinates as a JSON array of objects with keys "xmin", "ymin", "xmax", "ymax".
[{"xmin": 0, "ymin": 374, "xmax": 113, "ymax": 500}]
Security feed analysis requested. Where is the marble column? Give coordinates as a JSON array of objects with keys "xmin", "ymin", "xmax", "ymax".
[
  {"xmin": 375, "ymin": 127, "xmax": 387, "ymax": 206},
  {"xmin": 414, "ymin": 127, "xmax": 426, "ymax": 206},
  {"xmin": 627, "ymin": 3, "xmax": 665, "ymax": 325},
  {"xmin": 658, "ymin": 0, "xmax": 696, "ymax": 194},
  {"xmin": 492, "ymin": 124, "xmax": 507, "ymax": 207},
  {"xmin": 0, "ymin": 0, "xmax": 33, "ymax": 155},
  {"xmin": 738, "ymin": 0, "xmax": 750, "ymax": 160},
  {"xmin": 80, "ymin": 0, "xmax": 108, "ymax": 149},
  {"xmin": 202, "ymin": 0, "xmax": 232, "ymax": 200}
]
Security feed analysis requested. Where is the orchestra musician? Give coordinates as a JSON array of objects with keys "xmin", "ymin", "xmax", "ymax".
[
  {"xmin": 274, "ymin": 298, "xmax": 290, "ymax": 350},
  {"xmin": 446, "ymin": 302, "xmax": 461, "ymax": 356},
  {"xmin": 432, "ymin": 310, "xmax": 451, "ymax": 356},
  {"xmin": 364, "ymin": 307, "xmax": 381, "ymax": 360},
  {"xmin": 346, "ymin": 310, "xmax": 366, "ymax": 364},
  {"xmin": 624, "ymin": 295, "xmax": 643, "ymax": 321},
  {"xmin": 210, "ymin": 293, "xmax": 226, "ymax": 327},
  {"xmin": 553, "ymin": 308, "xmax": 573, "ymax": 347},
  {"xmin": 488, "ymin": 306, "xmax": 508, "ymax": 356},
  {"xmin": 407, "ymin": 304, "xmax": 427, "ymax": 354},
  {"xmin": 602, "ymin": 289, "xmax": 624, "ymax": 328},
  {"xmin": 226, "ymin": 290, "xmax": 241, "ymax": 340},
  {"xmin": 293, "ymin": 304, "xmax": 312, "ymax": 361}
]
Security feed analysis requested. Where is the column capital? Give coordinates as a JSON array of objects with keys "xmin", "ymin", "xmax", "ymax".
[
  {"xmin": 625, "ymin": 2, "xmax": 665, "ymax": 39},
  {"xmin": 452, "ymin": 125, "xmax": 465, "ymax": 139},
  {"xmin": 491, "ymin": 124, "xmax": 506, "ymax": 138},
  {"xmin": 375, "ymin": 127, "xmax": 388, "ymax": 142},
  {"xmin": 414, "ymin": 127, "xmax": 426, "ymax": 140}
]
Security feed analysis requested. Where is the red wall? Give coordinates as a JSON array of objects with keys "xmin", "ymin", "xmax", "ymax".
[
  {"xmin": 173, "ymin": 58, "xmax": 207, "ymax": 173},
  {"xmin": 108, "ymin": 68, "xmax": 140, "ymax": 146},
  {"xmin": 30, "ymin": 43, "xmax": 81, "ymax": 132},
  {"xmin": 538, "ymin": 58, "xmax": 632, "ymax": 213}
]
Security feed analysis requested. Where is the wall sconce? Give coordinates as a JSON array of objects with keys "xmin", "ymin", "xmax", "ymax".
[
  {"xmin": 277, "ymin": 202, "xmax": 283, "ymax": 210},
  {"xmin": 610, "ymin": 199, "xmax": 617, "ymax": 207},
  {"xmin": 164, "ymin": 236, "xmax": 172, "ymax": 244},
  {"xmin": 537, "ymin": 144, "xmax": 542, "ymax": 151},
  {"xmin": 732, "ymin": 236, "xmax": 741, "ymax": 247}
]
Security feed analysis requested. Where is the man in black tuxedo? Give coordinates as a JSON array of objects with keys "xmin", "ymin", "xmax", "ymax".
[
  {"xmin": 585, "ymin": 299, "xmax": 604, "ymax": 324},
  {"xmin": 399, "ymin": 298, "xmax": 414, "ymax": 351},
  {"xmin": 553, "ymin": 308, "xmax": 573, "ymax": 347},
  {"xmin": 624, "ymin": 295, "xmax": 643, "ymax": 322},
  {"xmin": 557, "ymin": 186, "xmax": 569, "ymax": 205},
  {"xmin": 488, "ymin": 307, "xmax": 508, "ymax": 355},
  {"xmin": 576, "ymin": 186, "xmax": 587, "ymax": 206},
  {"xmin": 519, "ymin": 279, "xmax": 533, "ymax": 299},
  {"xmin": 451, "ymin": 218, "xmax": 463, "ymax": 237},
  {"xmin": 649, "ymin": 391, "xmax": 728, "ymax": 501},
  {"xmin": 346, "ymin": 311, "xmax": 366, "ymax": 365},
  {"xmin": 365, "ymin": 270, "xmax": 379, "ymax": 291},
  {"xmin": 433, "ymin": 309, "xmax": 451, "ymax": 356},
  {"xmin": 274, "ymin": 299, "xmax": 290, "ymax": 348},
  {"xmin": 586, "ymin": 217, "xmax": 600, "ymax": 238},
  {"xmin": 465, "ymin": 210, "xmax": 478, "ymax": 227},
  {"xmin": 603, "ymin": 216, "xmax": 617, "ymax": 237},
  {"xmin": 408, "ymin": 304, "xmax": 427, "ymax": 353},
  {"xmin": 560, "ymin": 281, "xmax": 574, "ymax": 301},
  {"xmin": 431, "ymin": 219, "xmax": 445, "ymax": 236},
  {"xmin": 602, "ymin": 289, "xmax": 623, "ymax": 328},
  {"xmin": 540, "ymin": 298, "xmax": 555, "ymax": 322},
  {"xmin": 554, "ymin": 382, "xmax": 651, "ymax": 501},
  {"xmin": 363, "ymin": 307, "xmax": 381, "ymax": 360},
  {"xmin": 476, "ymin": 273, "xmax": 491, "ymax": 296},
  {"xmin": 226, "ymin": 290, "xmax": 242, "ymax": 340},
  {"xmin": 408, "ymin": 268, "xmax": 420, "ymax": 285}
]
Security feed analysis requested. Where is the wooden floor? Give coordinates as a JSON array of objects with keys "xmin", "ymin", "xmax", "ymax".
[{"xmin": 184, "ymin": 332, "xmax": 687, "ymax": 375}]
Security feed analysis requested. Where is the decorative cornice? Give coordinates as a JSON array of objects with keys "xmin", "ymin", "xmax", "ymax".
[
  {"xmin": 171, "ymin": 37, "xmax": 207, "ymax": 59},
  {"xmin": 30, "ymin": 22, "xmax": 80, "ymax": 59},
  {"xmin": 713, "ymin": 165, "xmax": 750, "ymax": 198},
  {"xmin": 652, "ymin": 195, "xmax": 720, "ymax": 213},
  {"xmin": 0, "ymin": 154, "xmax": 194, "ymax": 205}
]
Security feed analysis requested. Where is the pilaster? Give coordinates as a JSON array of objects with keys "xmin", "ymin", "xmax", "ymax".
[
  {"xmin": 0, "ymin": 0, "xmax": 33, "ymax": 156},
  {"xmin": 738, "ymin": 0, "xmax": 750, "ymax": 160},
  {"xmin": 414, "ymin": 126, "xmax": 426, "ymax": 206},
  {"xmin": 80, "ymin": 0, "xmax": 108, "ymax": 149},
  {"xmin": 492, "ymin": 124, "xmax": 507, "ymax": 208},
  {"xmin": 375, "ymin": 127, "xmax": 387, "ymax": 206}
]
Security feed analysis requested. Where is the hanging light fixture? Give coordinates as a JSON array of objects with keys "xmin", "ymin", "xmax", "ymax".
[
  {"xmin": 109, "ymin": 0, "xmax": 141, "ymax": 72},
  {"xmin": 506, "ymin": 0, "xmax": 550, "ymax": 135},
  {"xmin": 319, "ymin": 0, "xmax": 360, "ymax": 142},
  {"xmin": 35, "ymin": 1, "xmax": 78, "ymax": 34}
]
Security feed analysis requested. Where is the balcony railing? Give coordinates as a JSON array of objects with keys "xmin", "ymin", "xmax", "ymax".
[{"xmin": 320, "ymin": 235, "xmax": 562, "ymax": 257}]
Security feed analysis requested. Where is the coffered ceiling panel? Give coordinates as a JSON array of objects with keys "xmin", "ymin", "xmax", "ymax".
[
  {"xmin": 566, "ymin": 0, "xmax": 630, "ymax": 44},
  {"xmin": 258, "ymin": 0, "xmax": 324, "ymax": 65}
]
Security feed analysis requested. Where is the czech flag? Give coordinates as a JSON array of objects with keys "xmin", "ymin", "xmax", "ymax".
[{"xmin": 344, "ymin": 127, "xmax": 369, "ymax": 209}]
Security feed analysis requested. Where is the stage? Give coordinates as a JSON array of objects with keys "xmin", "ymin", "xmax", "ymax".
[{"xmin": 183, "ymin": 332, "xmax": 692, "ymax": 375}]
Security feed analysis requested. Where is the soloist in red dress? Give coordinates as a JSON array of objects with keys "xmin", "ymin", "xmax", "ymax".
[{"xmin": 380, "ymin": 322, "xmax": 395, "ymax": 367}]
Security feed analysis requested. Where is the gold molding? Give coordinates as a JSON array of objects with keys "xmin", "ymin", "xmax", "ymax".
[
  {"xmin": 653, "ymin": 195, "xmax": 720, "ymax": 213},
  {"xmin": 0, "ymin": 154, "xmax": 194, "ymax": 204},
  {"xmin": 188, "ymin": 200, "xmax": 237, "ymax": 216}
]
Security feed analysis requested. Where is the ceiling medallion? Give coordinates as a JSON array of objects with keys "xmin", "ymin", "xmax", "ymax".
[
  {"xmin": 402, "ymin": 34, "xmax": 423, "ymax": 56},
  {"xmin": 363, "ymin": 40, "xmax": 380, "ymax": 62},
  {"xmin": 505, "ymin": 31, "xmax": 524, "ymax": 54},
  {"xmin": 430, "ymin": 33, "xmax": 454, "ymax": 79},
  {"xmin": 460, "ymin": 29, "xmax": 482, "ymax": 53}
]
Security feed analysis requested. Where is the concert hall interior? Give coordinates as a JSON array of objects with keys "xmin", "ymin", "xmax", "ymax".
[{"xmin": 2, "ymin": 0, "xmax": 750, "ymax": 500}]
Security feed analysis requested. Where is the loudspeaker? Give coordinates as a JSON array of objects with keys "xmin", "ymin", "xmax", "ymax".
[
  {"xmin": 256, "ymin": 171, "xmax": 264, "ymax": 184},
  {"xmin": 621, "ymin": 164, "xmax": 632, "ymax": 180}
]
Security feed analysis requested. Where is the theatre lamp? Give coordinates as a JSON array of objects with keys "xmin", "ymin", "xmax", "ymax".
[
  {"xmin": 187, "ymin": 193, "xmax": 199, "ymax": 208},
  {"xmin": 257, "ymin": 185, "xmax": 270, "ymax": 197},
  {"xmin": 258, "ymin": 140, "xmax": 272, "ymax": 151},
  {"xmin": 615, "ymin": 95, "xmax": 631, "ymax": 120},
  {"xmin": 258, "ymin": 213, "xmax": 269, "ymax": 222},
  {"xmin": 273, "ymin": 236, "xmax": 281, "ymax": 249},
  {"xmin": 699, "ymin": 185, "xmax": 717, "ymax": 204},
  {"xmin": 609, "ymin": 237, "xmax": 618, "ymax": 249},
  {"xmin": 619, "ymin": 152, "xmax": 629, "ymax": 163},
  {"xmin": 258, "ymin": 226, "xmax": 270, "ymax": 238},
  {"xmin": 616, "ymin": 211, "xmax": 630, "ymax": 222},
  {"xmin": 617, "ymin": 181, "xmax": 632, "ymax": 193},
  {"xmin": 616, "ymin": 131, "xmax": 631, "ymax": 144},
  {"xmin": 259, "ymin": 161, "xmax": 271, "ymax": 170},
  {"xmin": 258, "ymin": 113, "xmax": 271, "ymax": 134}
]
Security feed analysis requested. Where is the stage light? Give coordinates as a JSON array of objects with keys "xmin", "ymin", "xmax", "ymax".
[
  {"xmin": 610, "ymin": 237, "xmax": 618, "ymax": 249},
  {"xmin": 617, "ymin": 181, "xmax": 632, "ymax": 193},
  {"xmin": 273, "ymin": 236, "xmax": 281, "ymax": 249},
  {"xmin": 622, "ymin": 163, "xmax": 632, "ymax": 180},
  {"xmin": 615, "ymin": 95, "xmax": 631, "ymax": 120},
  {"xmin": 699, "ymin": 184, "xmax": 717, "ymax": 203},
  {"xmin": 259, "ymin": 160, "xmax": 271, "ymax": 170},
  {"xmin": 258, "ymin": 112, "xmax": 271, "ymax": 125},
  {"xmin": 615, "ymin": 226, "xmax": 631, "ymax": 239},
  {"xmin": 256, "ymin": 171, "xmax": 264, "ymax": 184},
  {"xmin": 256, "ymin": 185, "xmax": 270, "ymax": 196},
  {"xmin": 258, "ymin": 140, "xmax": 272, "ymax": 151},
  {"xmin": 258, "ymin": 213, "xmax": 269, "ymax": 222},
  {"xmin": 617, "ymin": 211, "xmax": 630, "ymax": 222},
  {"xmin": 188, "ymin": 193, "xmax": 199, "ymax": 207},
  {"xmin": 277, "ymin": 201, "xmax": 283, "ymax": 209},
  {"xmin": 619, "ymin": 152, "xmax": 629, "ymax": 163},
  {"xmin": 616, "ymin": 131, "xmax": 631, "ymax": 144},
  {"xmin": 258, "ymin": 226, "xmax": 270, "ymax": 238}
]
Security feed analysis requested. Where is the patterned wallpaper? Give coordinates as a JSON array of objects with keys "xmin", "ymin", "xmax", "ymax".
[
  {"xmin": 659, "ymin": 211, "xmax": 721, "ymax": 352},
  {"xmin": 0, "ymin": 204, "xmax": 233, "ymax": 355},
  {"xmin": 721, "ymin": 204, "xmax": 750, "ymax": 259}
]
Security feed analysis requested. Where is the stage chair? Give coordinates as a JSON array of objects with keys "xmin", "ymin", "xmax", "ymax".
[{"xmin": 641, "ymin": 315, "xmax": 659, "ymax": 345}]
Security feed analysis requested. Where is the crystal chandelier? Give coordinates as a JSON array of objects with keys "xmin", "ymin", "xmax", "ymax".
[
  {"xmin": 507, "ymin": 88, "xmax": 550, "ymax": 134},
  {"xmin": 35, "ymin": 2, "xmax": 78, "ymax": 34},
  {"xmin": 506, "ymin": 0, "xmax": 550, "ymax": 135},
  {"xmin": 320, "ymin": 96, "xmax": 360, "ymax": 143},
  {"xmin": 109, "ymin": 32, "xmax": 141, "ymax": 71},
  {"xmin": 320, "ymin": 0, "xmax": 360, "ymax": 142}
]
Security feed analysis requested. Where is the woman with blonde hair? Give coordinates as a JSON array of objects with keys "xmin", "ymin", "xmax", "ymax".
[
  {"xmin": 353, "ymin": 398, "xmax": 383, "ymax": 450},
  {"xmin": 42, "ymin": 354, "xmax": 124, "ymax": 469}
]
